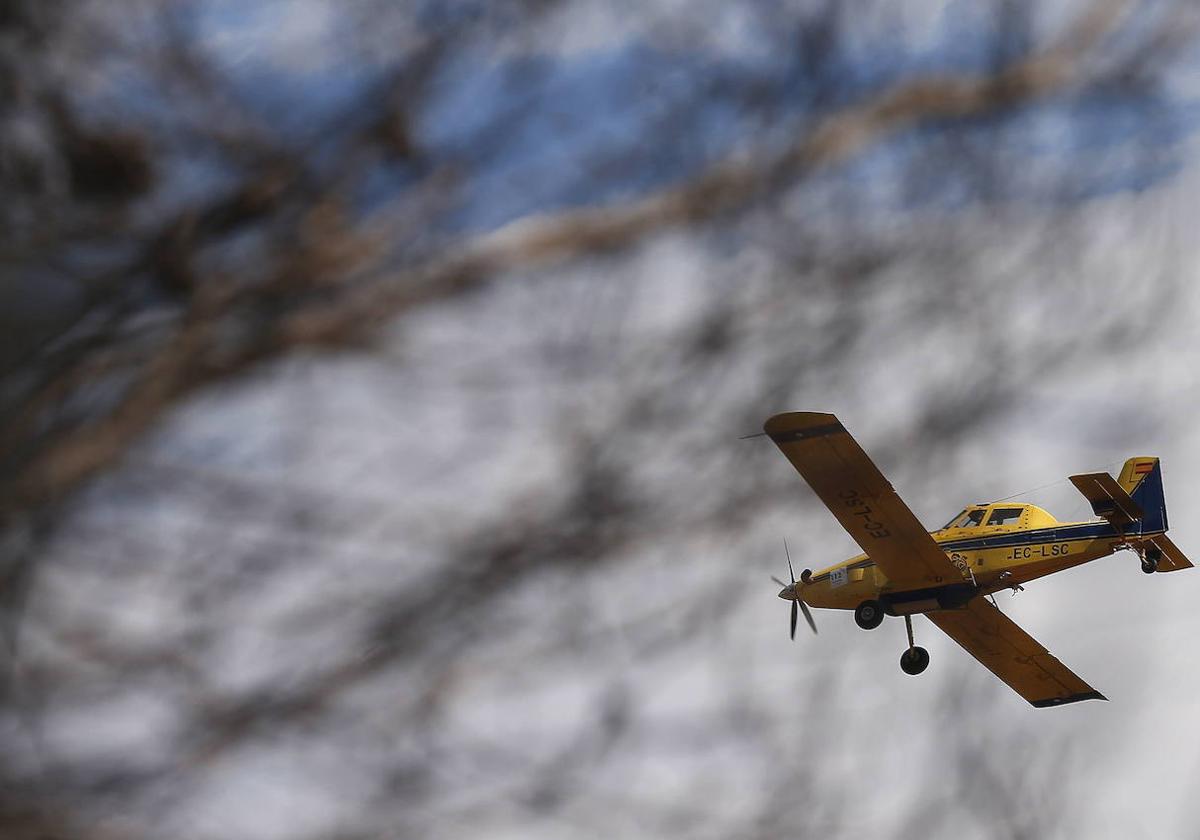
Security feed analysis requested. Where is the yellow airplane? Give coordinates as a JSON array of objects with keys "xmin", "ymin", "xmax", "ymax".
[{"xmin": 766, "ymin": 411, "xmax": 1192, "ymax": 707}]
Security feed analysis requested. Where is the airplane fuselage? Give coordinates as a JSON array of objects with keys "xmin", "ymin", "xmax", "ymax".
[{"xmin": 799, "ymin": 503, "xmax": 1162, "ymax": 614}]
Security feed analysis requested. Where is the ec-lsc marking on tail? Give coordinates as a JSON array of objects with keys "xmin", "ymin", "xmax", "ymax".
[{"xmin": 765, "ymin": 411, "xmax": 1192, "ymax": 708}]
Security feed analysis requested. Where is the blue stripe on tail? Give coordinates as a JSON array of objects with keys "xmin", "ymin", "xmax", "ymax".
[{"xmin": 1131, "ymin": 461, "xmax": 1168, "ymax": 533}]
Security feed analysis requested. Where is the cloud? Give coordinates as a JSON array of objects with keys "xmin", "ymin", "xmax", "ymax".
[{"xmin": 197, "ymin": 0, "xmax": 342, "ymax": 76}]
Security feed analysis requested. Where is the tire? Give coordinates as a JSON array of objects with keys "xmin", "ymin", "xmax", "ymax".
[
  {"xmin": 854, "ymin": 600, "xmax": 885, "ymax": 630},
  {"xmin": 1141, "ymin": 556, "xmax": 1158, "ymax": 574},
  {"xmin": 900, "ymin": 646, "xmax": 930, "ymax": 675}
]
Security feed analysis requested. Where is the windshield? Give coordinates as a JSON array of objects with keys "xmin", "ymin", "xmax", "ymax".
[
  {"xmin": 942, "ymin": 508, "xmax": 986, "ymax": 529},
  {"xmin": 940, "ymin": 509, "xmax": 968, "ymax": 529}
]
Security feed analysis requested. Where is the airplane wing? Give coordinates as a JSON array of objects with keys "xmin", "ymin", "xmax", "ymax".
[
  {"xmin": 926, "ymin": 598, "xmax": 1105, "ymax": 707},
  {"xmin": 764, "ymin": 412, "xmax": 962, "ymax": 589}
]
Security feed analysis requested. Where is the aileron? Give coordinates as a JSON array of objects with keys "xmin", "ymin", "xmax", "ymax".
[{"xmin": 927, "ymin": 599, "xmax": 1105, "ymax": 707}]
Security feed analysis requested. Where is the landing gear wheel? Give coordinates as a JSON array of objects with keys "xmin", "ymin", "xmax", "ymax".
[
  {"xmin": 854, "ymin": 600, "xmax": 885, "ymax": 630},
  {"xmin": 900, "ymin": 646, "xmax": 930, "ymax": 675},
  {"xmin": 1141, "ymin": 556, "xmax": 1158, "ymax": 574}
]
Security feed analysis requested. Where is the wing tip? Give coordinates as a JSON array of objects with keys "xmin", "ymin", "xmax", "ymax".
[
  {"xmin": 763, "ymin": 411, "xmax": 839, "ymax": 428},
  {"xmin": 763, "ymin": 412, "xmax": 844, "ymax": 442},
  {"xmin": 1031, "ymin": 690, "xmax": 1107, "ymax": 708}
]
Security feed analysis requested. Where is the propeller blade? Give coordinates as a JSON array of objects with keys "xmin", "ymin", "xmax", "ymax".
[
  {"xmin": 799, "ymin": 599, "xmax": 818, "ymax": 635},
  {"xmin": 779, "ymin": 537, "xmax": 816, "ymax": 638}
]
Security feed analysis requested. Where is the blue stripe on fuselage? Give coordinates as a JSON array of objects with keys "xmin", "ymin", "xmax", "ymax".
[{"xmin": 935, "ymin": 520, "xmax": 1162, "ymax": 552}]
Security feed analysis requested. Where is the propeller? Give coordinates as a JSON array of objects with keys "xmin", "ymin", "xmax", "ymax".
[{"xmin": 773, "ymin": 538, "xmax": 817, "ymax": 639}]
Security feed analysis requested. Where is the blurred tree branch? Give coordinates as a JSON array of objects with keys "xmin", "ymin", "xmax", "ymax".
[
  {"xmin": 0, "ymin": 0, "xmax": 1149, "ymax": 519},
  {"xmin": 0, "ymin": 1, "xmax": 1195, "ymax": 838}
]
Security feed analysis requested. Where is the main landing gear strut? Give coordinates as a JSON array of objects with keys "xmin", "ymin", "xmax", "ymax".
[
  {"xmin": 899, "ymin": 614, "xmax": 929, "ymax": 676},
  {"xmin": 855, "ymin": 599, "xmax": 930, "ymax": 675}
]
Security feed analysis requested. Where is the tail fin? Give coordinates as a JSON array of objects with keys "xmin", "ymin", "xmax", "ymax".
[
  {"xmin": 1069, "ymin": 456, "xmax": 1168, "ymax": 534},
  {"xmin": 1120, "ymin": 457, "xmax": 1167, "ymax": 533},
  {"xmin": 1122, "ymin": 460, "xmax": 1189, "ymax": 571},
  {"xmin": 1083, "ymin": 458, "xmax": 1190, "ymax": 572}
]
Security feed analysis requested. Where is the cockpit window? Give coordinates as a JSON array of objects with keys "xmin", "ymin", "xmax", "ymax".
[
  {"xmin": 987, "ymin": 507, "xmax": 1024, "ymax": 526},
  {"xmin": 941, "ymin": 510, "xmax": 966, "ymax": 529},
  {"xmin": 944, "ymin": 509, "xmax": 986, "ymax": 529}
]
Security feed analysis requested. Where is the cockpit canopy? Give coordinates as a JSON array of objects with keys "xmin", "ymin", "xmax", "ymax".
[{"xmin": 940, "ymin": 503, "xmax": 1058, "ymax": 531}]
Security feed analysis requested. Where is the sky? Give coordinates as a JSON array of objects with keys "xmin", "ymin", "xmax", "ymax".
[
  {"xmin": 19, "ymin": 164, "xmax": 1200, "ymax": 837},
  {"xmin": 10, "ymin": 2, "xmax": 1200, "ymax": 838}
]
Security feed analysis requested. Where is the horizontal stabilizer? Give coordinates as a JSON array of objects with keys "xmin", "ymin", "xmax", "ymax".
[
  {"xmin": 1146, "ymin": 533, "xmax": 1193, "ymax": 573},
  {"xmin": 1069, "ymin": 472, "xmax": 1144, "ymax": 527}
]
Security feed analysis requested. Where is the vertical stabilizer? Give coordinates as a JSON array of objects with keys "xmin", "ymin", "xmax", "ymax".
[{"xmin": 1122, "ymin": 457, "xmax": 1167, "ymax": 533}]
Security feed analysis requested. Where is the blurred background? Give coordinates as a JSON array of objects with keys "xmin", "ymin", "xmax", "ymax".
[{"xmin": 2, "ymin": 0, "xmax": 1200, "ymax": 837}]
